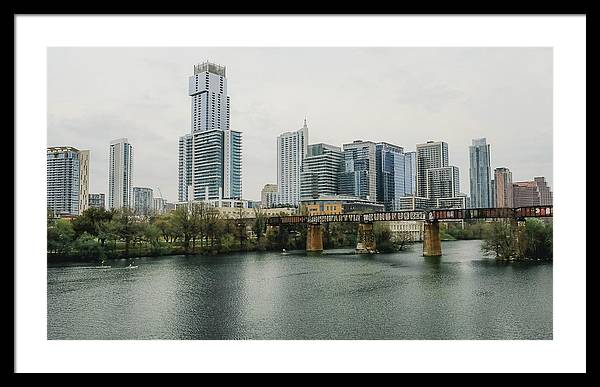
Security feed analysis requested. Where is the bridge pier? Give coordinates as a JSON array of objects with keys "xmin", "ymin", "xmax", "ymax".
[
  {"xmin": 356, "ymin": 222, "xmax": 376, "ymax": 254},
  {"xmin": 423, "ymin": 220, "xmax": 442, "ymax": 257},
  {"xmin": 306, "ymin": 223, "xmax": 324, "ymax": 253}
]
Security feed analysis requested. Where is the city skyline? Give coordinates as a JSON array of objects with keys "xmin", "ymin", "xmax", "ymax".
[{"xmin": 47, "ymin": 47, "xmax": 553, "ymax": 202}]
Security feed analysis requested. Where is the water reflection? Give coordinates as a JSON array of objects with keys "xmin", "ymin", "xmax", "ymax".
[{"xmin": 48, "ymin": 240, "xmax": 552, "ymax": 340}]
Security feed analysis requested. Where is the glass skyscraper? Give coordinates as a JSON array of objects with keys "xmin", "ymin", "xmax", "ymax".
[
  {"xmin": 469, "ymin": 138, "xmax": 492, "ymax": 208},
  {"xmin": 339, "ymin": 140, "xmax": 377, "ymax": 201},
  {"xmin": 178, "ymin": 61, "xmax": 242, "ymax": 202},
  {"xmin": 375, "ymin": 142, "xmax": 406, "ymax": 211}
]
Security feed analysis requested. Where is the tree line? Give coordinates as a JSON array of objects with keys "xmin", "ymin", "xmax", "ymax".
[{"xmin": 47, "ymin": 205, "xmax": 415, "ymax": 261}]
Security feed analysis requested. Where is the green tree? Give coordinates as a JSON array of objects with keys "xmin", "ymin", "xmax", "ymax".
[
  {"xmin": 73, "ymin": 232, "xmax": 98, "ymax": 258},
  {"xmin": 112, "ymin": 208, "xmax": 138, "ymax": 258},
  {"xmin": 47, "ymin": 219, "xmax": 75, "ymax": 255},
  {"xmin": 481, "ymin": 221, "xmax": 517, "ymax": 260}
]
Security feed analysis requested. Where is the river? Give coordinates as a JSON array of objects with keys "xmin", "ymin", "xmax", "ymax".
[{"xmin": 47, "ymin": 240, "xmax": 552, "ymax": 340}]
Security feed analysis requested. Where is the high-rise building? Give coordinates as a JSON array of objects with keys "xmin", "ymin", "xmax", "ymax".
[
  {"xmin": 494, "ymin": 167, "xmax": 513, "ymax": 208},
  {"xmin": 153, "ymin": 197, "xmax": 167, "ymax": 215},
  {"xmin": 426, "ymin": 166, "xmax": 460, "ymax": 200},
  {"xmin": 88, "ymin": 193, "xmax": 105, "ymax": 210},
  {"xmin": 260, "ymin": 184, "xmax": 278, "ymax": 208},
  {"xmin": 178, "ymin": 61, "xmax": 242, "ymax": 203},
  {"xmin": 47, "ymin": 146, "xmax": 90, "ymax": 216},
  {"xmin": 375, "ymin": 142, "xmax": 406, "ymax": 211},
  {"xmin": 133, "ymin": 187, "xmax": 153, "ymax": 216},
  {"xmin": 339, "ymin": 140, "xmax": 377, "ymax": 201},
  {"xmin": 277, "ymin": 120, "xmax": 308, "ymax": 206},
  {"xmin": 469, "ymin": 138, "xmax": 492, "ymax": 208},
  {"xmin": 78, "ymin": 150, "xmax": 90, "ymax": 214},
  {"xmin": 513, "ymin": 177, "xmax": 553, "ymax": 207},
  {"xmin": 301, "ymin": 143, "xmax": 344, "ymax": 200},
  {"xmin": 415, "ymin": 141, "xmax": 448, "ymax": 198},
  {"xmin": 108, "ymin": 138, "xmax": 133, "ymax": 210},
  {"xmin": 404, "ymin": 151, "xmax": 417, "ymax": 196},
  {"xmin": 178, "ymin": 134, "xmax": 192, "ymax": 202}
]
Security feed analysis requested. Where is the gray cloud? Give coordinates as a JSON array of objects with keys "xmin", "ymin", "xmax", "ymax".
[{"xmin": 47, "ymin": 47, "xmax": 553, "ymax": 202}]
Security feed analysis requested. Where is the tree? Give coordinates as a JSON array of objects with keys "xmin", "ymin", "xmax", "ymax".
[
  {"xmin": 73, "ymin": 232, "xmax": 98, "ymax": 258},
  {"xmin": 112, "ymin": 208, "xmax": 138, "ymax": 258},
  {"xmin": 253, "ymin": 207, "xmax": 267, "ymax": 244},
  {"xmin": 47, "ymin": 219, "xmax": 75, "ymax": 255},
  {"xmin": 144, "ymin": 223, "xmax": 163, "ymax": 253},
  {"xmin": 481, "ymin": 221, "xmax": 517, "ymax": 260}
]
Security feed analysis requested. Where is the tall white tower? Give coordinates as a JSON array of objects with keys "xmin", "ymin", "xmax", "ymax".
[
  {"xmin": 277, "ymin": 120, "xmax": 308, "ymax": 206},
  {"xmin": 108, "ymin": 138, "xmax": 133, "ymax": 209},
  {"xmin": 179, "ymin": 61, "xmax": 242, "ymax": 202}
]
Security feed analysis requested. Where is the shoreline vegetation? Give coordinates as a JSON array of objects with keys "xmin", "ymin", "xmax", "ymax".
[{"xmin": 47, "ymin": 207, "xmax": 552, "ymax": 264}]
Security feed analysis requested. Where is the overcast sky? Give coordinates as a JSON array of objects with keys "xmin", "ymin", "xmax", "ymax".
[{"xmin": 47, "ymin": 47, "xmax": 552, "ymax": 202}]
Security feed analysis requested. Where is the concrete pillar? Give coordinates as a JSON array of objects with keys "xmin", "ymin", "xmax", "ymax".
[
  {"xmin": 423, "ymin": 220, "xmax": 442, "ymax": 257},
  {"xmin": 306, "ymin": 223, "xmax": 324, "ymax": 253},
  {"xmin": 356, "ymin": 222, "xmax": 376, "ymax": 254}
]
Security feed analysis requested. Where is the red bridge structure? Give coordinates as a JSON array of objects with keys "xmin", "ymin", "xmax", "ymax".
[{"xmin": 266, "ymin": 206, "xmax": 553, "ymax": 256}]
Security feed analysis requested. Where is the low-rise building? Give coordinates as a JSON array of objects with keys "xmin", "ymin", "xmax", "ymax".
[
  {"xmin": 385, "ymin": 220, "xmax": 424, "ymax": 242},
  {"xmin": 300, "ymin": 195, "xmax": 384, "ymax": 216}
]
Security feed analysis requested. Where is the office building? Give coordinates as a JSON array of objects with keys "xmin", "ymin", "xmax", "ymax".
[
  {"xmin": 178, "ymin": 61, "xmax": 242, "ymax": 203},
  {"xmin": 88, "ymin": 193, "xmax": 105, "ymax": 210},
  {"xmin": 513, "ymin": 177, "xmax": 553, "ymax": 207},
  {"xmin": 47, "ymin": 146, "xmax": 90, "ymax": 216},
  {"xmin": 469, "ymin": 138, "xmax": 492, "ymax": 208},
  {"xmin": 301, "ymin": 143, "xmax": 344, "ymax": 200},
  {"xmin": 153, "ymin": 197, "xmax": 167, "ymax": 215},
  {"xmin": 494, "ymin": 167, "xmax": 513, "ymax": 208},
  {"xmin": 375, "ymin": 142, "xmax": 406, "ymax": 211},
  {"xmin": 132, "ymin": 187, "xmax": 153, "ymax": 216},
  {"xmin": 404, "ymin": 151, "xmax": 417, "ymax": 196},
  {"xmin": 261, "ymin": 184, "xmax": 278, "ymax": 208},
  {"xmin": 108, "ymin": 138, "xmax": 133, "ymax": 210},
  {"xmin": 277, "ymin": 120, "xmax": 308, "ymax": 206},
  {"xmin": 416, "ymin": 141, "xmax": 448, "ymax": 198},
  {"xmin": 426, "ymin": 166, "xmax": 460, "ymax": 200},
  {"xmin": 339, "ymin": 140, "xmax": 377, "ymax": 201}
]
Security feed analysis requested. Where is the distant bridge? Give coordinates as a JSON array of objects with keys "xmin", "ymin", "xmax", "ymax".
[{"xmin": 265, "ymin": 206, "xmax": 553, "ymax": 256}]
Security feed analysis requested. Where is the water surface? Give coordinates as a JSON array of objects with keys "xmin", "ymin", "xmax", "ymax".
[{"xmin": 47, "ymin": 240, "xmax": 552, "ymax": 340}]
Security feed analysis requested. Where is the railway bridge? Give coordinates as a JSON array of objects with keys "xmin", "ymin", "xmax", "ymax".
[{"xmin": 266, "ymin": 206, "xmax": 553, "ymax": 257}]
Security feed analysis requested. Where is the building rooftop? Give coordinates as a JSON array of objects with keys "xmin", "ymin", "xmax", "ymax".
[
  {"xmin": 194, "ymin": 61, "xmax": 226, "ymax": 77},
  {"xmin": 47, "ymin": 146, "xmax": 80, "ymax": 153}
]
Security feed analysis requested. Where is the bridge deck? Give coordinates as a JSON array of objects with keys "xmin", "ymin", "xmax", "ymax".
[{"xmin": 266, "ymin": 206, "xmax": 553, "ymax": 225}]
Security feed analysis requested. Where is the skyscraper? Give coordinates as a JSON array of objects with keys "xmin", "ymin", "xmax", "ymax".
[
  {"xmin": 133, "ymin": 187, "xmax": 153, "ymax": 216},
  {"xmin": 494, "ymin": 167, "xmax": 513, "ymax": 208},
  {"xmin": 426, "ymin": 166, "xmax": 460, "ymax": 200},
  {"xmin": 277, "ymin": 120, "xmax": 308, "ymax": 206},
  {"xmin": 108, "ymin": 138, "xmax": 133, "ymax": 210},
  {"xmin": 47, "ymin": 146, "xmax": 90, "ymax": 216},
  {"xmin": 375, "ymin": 142, "xmax": 406, "ymax": 211},
  {"xmin": 300, "ymin": 143, "xmax": 344, "ymax": 200},
  {"xmin": 178, "ymin": 61, "xmax": 242, "ymax": 202},
  {"xmin": 469, "ymin": 138, "xmax": 492, "ymax": 208},
  {"xmin": 415, "ymin": 141, "xmax": 448, "ymax": 198},
  {"xmin": 404, "ymin": 151, "xmax": 417, "ymax": 196},
  {"xmin": 339, "ymin": 140, "xmax": 377, "ymax": 201}
]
